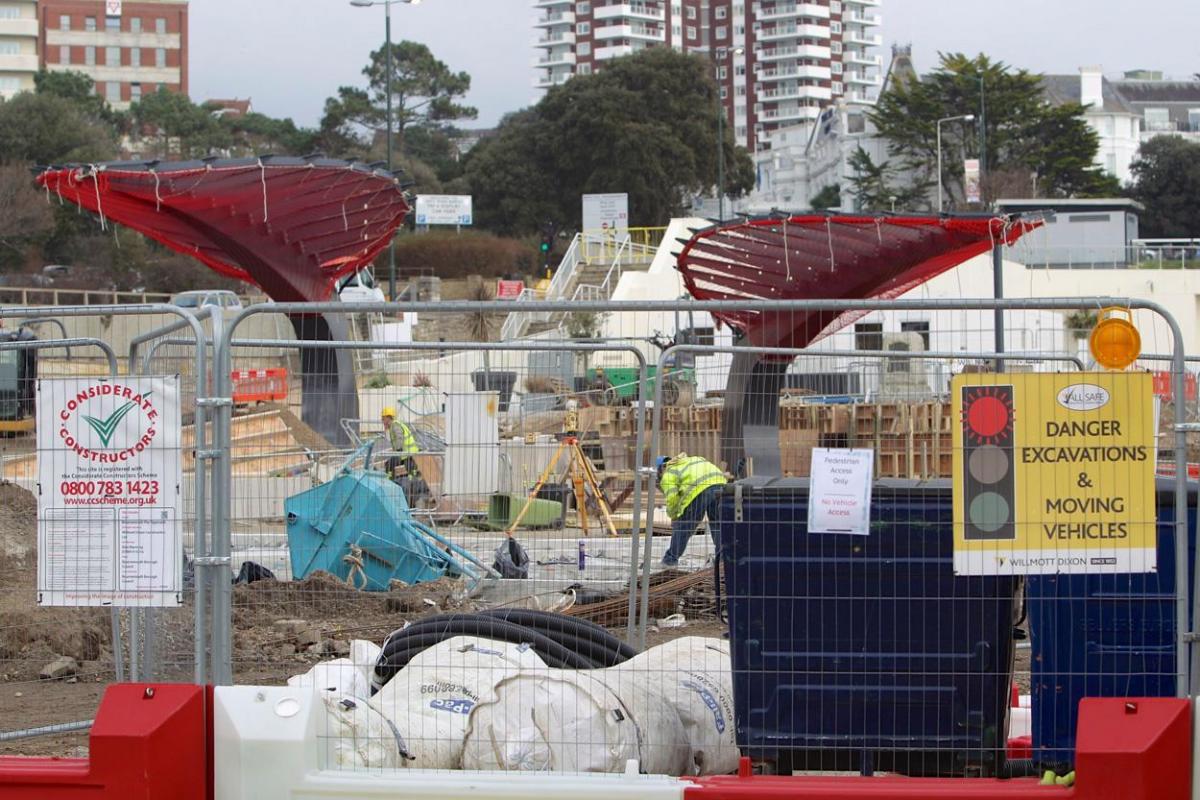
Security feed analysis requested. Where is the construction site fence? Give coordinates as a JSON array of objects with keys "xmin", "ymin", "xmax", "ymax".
[{"xmin": 1, "ymin": 296, "xmax": 1197, "ymax": 781}]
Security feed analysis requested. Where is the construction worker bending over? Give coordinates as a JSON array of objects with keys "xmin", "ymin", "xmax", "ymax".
[
  {"xmin": 657, "ymin": 453, "xmax": 727, "ymax": 567},
  {"xmin": 380, "ymin": 406, "xmax": 419, "ymax": 481}
]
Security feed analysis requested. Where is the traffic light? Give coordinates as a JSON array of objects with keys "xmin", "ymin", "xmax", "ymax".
[
  {"xmin": 539, "ymin": 221, "xmax": 557, "ymax": 269},
  {"xmin": 960, "ymin": 384, "xmax": 1016, "ymax": 540}
]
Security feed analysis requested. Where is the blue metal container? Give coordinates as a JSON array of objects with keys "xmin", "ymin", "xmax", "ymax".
[
  {"xmin": 1026, "ymin": 482, "xmax": 1196, "ymax": 768},
  {"xmin": 285, "ymin": 464, "xmax": 469, "ymax": 590},
  {"xmin": 720, "ymin": 478, "xmax": 1016, "ymax": 776}
]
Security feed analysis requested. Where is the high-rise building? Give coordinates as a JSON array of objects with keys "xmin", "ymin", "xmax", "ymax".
[
  {"xmin": 0, "ymin": 1, "xmax": 40, "ymax": 100},
  {"xmin": 532, "ymin": 0, "xmax": 883, "ymax": 151},
  {"xmin": 38, "ymin": 0, "xmax": 188, "ymax": 110}
]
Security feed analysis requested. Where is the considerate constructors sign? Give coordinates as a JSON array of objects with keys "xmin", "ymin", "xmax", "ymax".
[{"xmin": 36, "ymin": 377, "xmax": 182, "ymax": 607}]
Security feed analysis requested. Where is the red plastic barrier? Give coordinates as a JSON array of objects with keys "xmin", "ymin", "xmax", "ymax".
[
  {"xmin": 684, "ymin": 697, "xmax": 1191, "ymax": 800},
  {"xmin": 0, "ymin": 684, "xmax": 207, "ymax": 800},
  {"xmin": 230, "ymin": 368, "xmax": 288, "ymax": 404}
]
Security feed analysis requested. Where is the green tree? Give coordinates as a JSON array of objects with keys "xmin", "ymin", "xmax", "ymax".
[
  {"xmin": 1130, "ymin": 136, "xmax": 1200, "ymax": 238},
  {"xmin": 809, "ymin": 183, "xmax": 841, "ymax": 210},
  {"xmin": 131, "ymin": 88, "xmax": 230, "ymax": 158},
  {"xmin": 871, "ymin": 53, "xmax": 1118, "ymax": 206},
  {"xmin": 34, "ymin": 69, "xmax": 119, "ymax": 127},
  {"xmin": 319, "ymin": 40, "xmax": 476, "ymax": 154},
  {"xmin": 463, "ymin": 48, "xmax": 755, "ymax": 234},
  {"xmin": 0, "ymin": 92, "xmax": 116, "ymax": 164},
  {"xmin": 846, "ymin": 147, "xmax": 931, "ymax": 211}
]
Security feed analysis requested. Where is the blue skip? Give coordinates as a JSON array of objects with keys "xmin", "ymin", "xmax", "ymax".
[{"xmin": 285, "ymin": 442, "xmax": 490, "ymax": 590}]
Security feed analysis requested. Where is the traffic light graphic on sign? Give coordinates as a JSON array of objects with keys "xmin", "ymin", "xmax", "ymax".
[{"xmin": 961, "ymin": 384, "xmax": 1016, "ymax": 540}]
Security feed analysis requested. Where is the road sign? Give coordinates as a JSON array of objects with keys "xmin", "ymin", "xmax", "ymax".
[
  {"xmin": 582, "ymin": 193, "xmax": 628, "ymax": 236},
  {"xmin": 952, "ymin": 371, "xmax": 1156, "ymax": 575},
  {"xmin": 414, "ymin": 195, "xmax": 472, "ymax": 226},
  {"xmin": 36, "ymin": 376, "xmax": 182, "ymax": 606}
]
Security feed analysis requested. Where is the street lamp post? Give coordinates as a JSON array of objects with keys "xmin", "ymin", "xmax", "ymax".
[
  {"xmin": 350, "ymin": 0, "xmax": 421, "ymax": 302},
  {"xmin": 714, "ymin": 47, "xmax": 744, "ymax": 222},
  {"xmin": 936, "ymin": 113, "xmax": 975, "ymax": 214}
]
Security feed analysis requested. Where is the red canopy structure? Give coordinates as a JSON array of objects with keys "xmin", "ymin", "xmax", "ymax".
[
  {"xmin": 676, "ymin": 213, "xmax": 1043, "ymax": 474},
  {"xmin": 37, "ymin": 157, "xmax": 410, "ymax": 302},
  {"xmin": 37, "ymin": 157, "xmax": 411, "ymax": 444},
  {"xmin": 677, "ymin": 213, "xmax": 1040, "ymax": 350}
]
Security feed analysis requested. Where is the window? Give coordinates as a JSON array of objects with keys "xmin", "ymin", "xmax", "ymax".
[
  {"xmin": 686, "ymin": 25, "xmax": 696, "ymax": 38},
  {"xmin": 576, "ymin": 21, "xmax": 590, "ymax": 34},
  {"xmin": 832, "ymin": 81, "xmax": 843, "ymax": 94},
  {"xmin": 577, "ymin": 63, "xmax": 592, "ymax": 75},
  {"xmin": 130, "ymin": 83, "xmax": 142, "ymax": 103},
  {"xmin": 720, "ymin": 86, "xmax": 728, "ymax": 100},
  {"xmin": 686, "ymin": 6, "xmax": 696, "ymax": 19},
  {"xmin": 735, "ymin": 64, "xmax": 746, "ymax": 76},
  {"xmin": 736, "ymin": 85, "xmax": 746, "ymax": 96},
  {"xmin": 854, "ymin": 323, "xmax": 883, "ymax": 352},
  {"xmin": 105, "ymin": 15, "xmax": 119, "ymax": 31},
  {"xmin": 715, "ymin": 6, "xmax": 727, "ymax": 18},
  {"xmin": 0, "ymin": 76, "xmax": 20, "ymax": 91},
  {"xmin": 0, "ymin": 6, "xmax": 19, "ymax": 20},
  {"xmin": 131, "ymin": 47, "xmax": 141, "ymax": 67},
  {"xmin": 156, "ymin": 47, "xmax": 166, "ymax": 68},
  {"xmin": 85, "ymin": 46, "xmax": 96, "ymax": 65},
  {"xmin": 577, "ymin": 1, "xmax": 590, "ymax": 12},
  {"xmin": 59, "ymin": 14, "xmax": 70, "ymax": 30},
  {"xmin": 105, "ymin": 81, "xmax": 120, "ymax": 103},
  {"xmin": 830, "ymin": 21, "xmax": 841, "ymax": 34},
  {"xmin": 577, "ymin": 41, "xmax": 590, "ymax": 56},
  {"xmin": 1189, "ymin": 109, "xmax": 1200, "ymax": 132},
  {"xmin": 1144, "ymin": 107, "xmax": 1170, "ymax": 131},
  {"xmin": 716, "ymin": 24, "xmax": 727, "ymax": 39},
  {"xmin": 900, "ymin": 321, "xmax": 930, "ymax": 349},
  {"xmin": 831, "ymin": 40, "xmax": 842, "ymax": 54},
  {"xmin": 106, "ymin": 46, "xmax": 120, "ymax": 65},
  {"xmin": 85, "ymin": 16, "xmax": 97, "ymax": 31},
  {"xmin": 831, "ymin": 1, "xmax": 842, "ymax": 12},
  {"xmin": 0, "ymin": 41, "xmax": 17, "ymax": 55},
  {"xmin": 59, "ymin": 45, "xmax": 70, "ymax": 63},
  {"xmin": 130, "ymin": 17, "xmax": 142, "ymax": 33},
  {"xmin": 718, "ymin": 66, "xmax": 727, "ymax": 80},
  {"xmin": 155, "ymin": 18, "xmax": 166, "ymax": 34},
  {"xmin": 831, "ymin": 61, "xmax": 842, "ymax": 74}
]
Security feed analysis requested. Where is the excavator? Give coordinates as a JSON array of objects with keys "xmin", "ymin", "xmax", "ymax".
[{"xmin": 0, "ymin": 326, "xmax": 36, "ymax": 434}]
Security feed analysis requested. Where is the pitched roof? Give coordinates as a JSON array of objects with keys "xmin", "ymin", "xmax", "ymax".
[{"xmin": 1039, "ymin": 75, "xmax": 1135, "ymax": 114}]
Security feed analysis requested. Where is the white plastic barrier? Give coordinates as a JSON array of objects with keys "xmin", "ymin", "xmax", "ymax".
[{"xmin": 214, "ymin": 685, "xmax": 687, "ymax": 800}]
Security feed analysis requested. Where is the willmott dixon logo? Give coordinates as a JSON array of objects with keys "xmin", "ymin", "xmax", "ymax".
[{"xmin": 58, "ymin": 383, "xmax": 158, "ymax": 463}]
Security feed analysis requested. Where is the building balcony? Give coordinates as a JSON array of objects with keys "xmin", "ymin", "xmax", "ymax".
[
  {"xmin": 758, "ymin": 23, "xmax": 830, "ymax": 41},
  {"xmin": 596, "ymin": 43, "xmax": 641, "ymax": 60},
  {"xmin": 46, "ymin": 62, "xmax": 180, "ymax": 84},
  {"xmin": 594, "ymin": 23, "xmax": 665, "ymax": 41},
  {"xmin": 593, "ymin": 3, "xmax": 665, "ymax": 22},
  {"xmin": 759, "ymin": 84, "xmax": 830, "ymax": 102},
  {"xmin": 531, "ymin": 0, "xmax": 574, "ymax": 7},
  {"xmin": 533, "ymin": 50, "xmax": 577, "ymax": 67},
  {"xmin": 0, "ymin": 53, "xmax": 39, "ymax": 73},
  {"xmin": 843, "ymin": 0, "xmax": 882, "ymax": 6},
  {"xmin": 0, "ymin": 17, "xmax": 37, "ymax": 38},
  {"xmin": 533, "ymin": 71, "xmax": 573, "ymax": 89},
  {"xmin": 844, "ymin": 51, "xmax": 881, "ymax": 67},
  {"xmin": 536, "ymin": 30, "xmax": 576, "ymax": 46},
  {"xmin": 758, "ymin": 64, "xmax": 831, "ymax": 82},
  {"xmin": 758, "ymin": 104, "xmax": 822, "ymax": 123},
  {"xmin": 756, "ymin": 44, "xmax": 831, "ymax": 61},
  {"xmin": 844, "ymin": 11, "xmax": 881, "ymax": 26},
  {"xmin": 845, "ymin": 31, "xmax": 882, "ymax": 47},
  {"xmin": 752, "ymin": 3, "xmax": 830, "ymax": 20},
  {"xmin": 844, "ymin": 71, "xmax": 881, "ymax": 87},
  {"xmin": 533, "ymin": 10, "xmax": 575, "ymax": 27}
]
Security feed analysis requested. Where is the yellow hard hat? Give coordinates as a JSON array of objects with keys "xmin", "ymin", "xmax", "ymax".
[{"xmin": 381, "ymin": 406, "xmax": 396, "ymax": 419}]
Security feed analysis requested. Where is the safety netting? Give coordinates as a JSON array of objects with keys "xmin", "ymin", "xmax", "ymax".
[
  {"xmin": 676, "ymin": 214, "xmax": 1042, "ymax": 349},
  {"xmin": 37, "ymin": 157, "xmax": 411, "ymax": 302}
]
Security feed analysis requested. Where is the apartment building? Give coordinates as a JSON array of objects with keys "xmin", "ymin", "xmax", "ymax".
[
  {"xmin": 0, "ymin": 1, "xmax": 39, "ymax": 99},
  {"xmin": 532, "ymin": 0, "xmax": 884, "ymax": 150},
  {"xmin": 39, "ymin": 0, "xmax": 188, "ymax": 110}
]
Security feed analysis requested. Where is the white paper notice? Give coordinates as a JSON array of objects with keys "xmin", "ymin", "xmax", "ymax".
[
  {"xmin": 807, "ymin": 447, "xmax": 874, "ymax": 535},
  {"xmin": 36, "ymin": 376, "xmax": 182, "ymax": 607}
]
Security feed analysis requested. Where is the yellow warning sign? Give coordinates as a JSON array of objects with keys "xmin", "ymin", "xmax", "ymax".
[{"xmin": 952, "ymin": 371, "xmax": 1157, "ymax": 575}]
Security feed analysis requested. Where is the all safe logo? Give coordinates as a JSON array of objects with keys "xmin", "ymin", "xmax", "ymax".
[
  {"xmin": 1056, "ymin": 383, "xmax": 1110, "ymax": 412},
  {"xmin": 57, "ymin": 383, "xmax": 159, "ymax": 463}
]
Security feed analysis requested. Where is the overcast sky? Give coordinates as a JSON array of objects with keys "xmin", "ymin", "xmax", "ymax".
[{"xmin": 190, "ymin": 0, "xmax": 1198, "ymax": 130}]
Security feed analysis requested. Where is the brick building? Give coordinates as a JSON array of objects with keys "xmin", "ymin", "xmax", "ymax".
[
  {"xmin": 39, "ymin": 0, "xmax": 188, "ymax": 110},
  {"xmin": 533, "ymin": 0, "xmax": 883, "ymax": 151}
]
